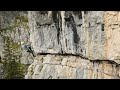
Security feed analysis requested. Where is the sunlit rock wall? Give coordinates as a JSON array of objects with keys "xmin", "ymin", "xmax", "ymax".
[{"xmin": 25, "ymin": 11, "xmax": 120, "ymax": 79}]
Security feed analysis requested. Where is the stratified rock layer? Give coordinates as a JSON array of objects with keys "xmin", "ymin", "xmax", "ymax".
[
  {"xmin": 25, "ymin": 55, "xmax": 120, "ymax": 79},
  {"xmin": 28, "ymin": 11, "xmax": 106, "ymax": 60},
  {"xmin": 25, "ymin": 11, "xmax": 120, "ymax": 79},
  {"xmin": 1, "ymin": 11, "xmax": 120, "ymax": 79}
]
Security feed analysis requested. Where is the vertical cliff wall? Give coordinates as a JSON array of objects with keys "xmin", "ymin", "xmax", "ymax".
[
  {"xmin": 25, "ymin": 11, "xmax": 120, "ymax": 79},
  {"xmin": 1, "ymin": 11, "xmax": 120, "ymax": 79},
  {"xmin": 28, "ymin": 11, "xmax": 105, "ymax": 59}
]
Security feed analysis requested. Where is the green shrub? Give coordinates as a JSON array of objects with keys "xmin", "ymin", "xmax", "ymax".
[{"xmin": 1, "ymin": 15, "xmax": 29, "ymax": 79}]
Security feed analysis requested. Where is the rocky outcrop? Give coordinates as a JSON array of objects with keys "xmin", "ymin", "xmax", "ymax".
[
  {"xmin": 25, "ymin": 55, "xmax": 120, "ymax": 79},
  {"xmin": 28, "ymin": 11, "xmax": 105, "ymax": 60},
  {"xmin": 25, "ymin": 11, "xmax": 120, "ymax": 79},
  {"xmin": 1, "ymin": 11, "xmax": 120, "ymax": 79}
]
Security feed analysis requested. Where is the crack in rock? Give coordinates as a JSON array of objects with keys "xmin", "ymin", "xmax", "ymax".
[{"xmin": 37, "ymin": 53, "xmax": 120, "ymax": 66}]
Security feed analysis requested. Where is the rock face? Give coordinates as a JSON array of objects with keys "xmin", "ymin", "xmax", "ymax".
[
  {"xmin": 25, "ymin": 55, "xmax": 120, "ymax": 79},
  {"xmin": 1, "ymin": 11, "xmax": 120, "ymax": 79},
  {"xmin": 0, "ymin": 11, "xmax": 34, "ymax": 78},
  {"xmin": 25, "ymin": 11, "xmax": 120, "ymax": 79},
  {"xmin": 28, "ymin": 11, "xmax": 105, "ymax": 60},
  {"xmin": 0, "ymin": 11, "xmax": 34, "ymax": 64},
  {"xmin": 104, "ymin": 11, "xmax": 120, "ymax": 63}
]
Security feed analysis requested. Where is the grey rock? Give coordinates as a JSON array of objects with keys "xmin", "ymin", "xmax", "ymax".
[
  {"xmin": 28, "ymin": 11, "xmax": 106, "ymax": 60},
  {"xmin": 61, "ymin": 58, "xmax": 68, "ymax": 66}
]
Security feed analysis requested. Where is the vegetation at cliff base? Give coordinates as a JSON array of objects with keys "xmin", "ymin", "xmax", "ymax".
[{"xmin": 0, "ymin": 15, "xmax": 29, "ymax": 79}]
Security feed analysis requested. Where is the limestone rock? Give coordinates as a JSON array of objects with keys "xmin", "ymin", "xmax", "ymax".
[
  {"xmin": 1, "ymin": 11, "xmax": 120, "ymax": 79},
  {"xmin": 61, "ymin": 58, "xmax": 68, "ymax": 66},
  {"xmin": 25, "ymin": 55, "xmax": 120, "ymax": 79},
  {"xmin": 28, "ymin": 11, "xmax": 108, "ymax": 60}
]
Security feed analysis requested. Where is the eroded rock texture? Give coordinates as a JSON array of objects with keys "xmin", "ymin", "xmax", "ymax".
[
  {"xmin": 28, "ymin": 11, "xmax": 105, "ymax": 60},
  {"xmin": 25, "ymin": 55, "xmax": 120, "ymax": 79},
  {"xmin": 0, "ymin": 11, "xmax": 34, "ymax": 64},
  {"xmin": 1, "ymin": 11, "xmax": 120, "ymax": 79},
  {"xmin": 25, "ymin": 11, "xmax": 120, "ymax": 79}
]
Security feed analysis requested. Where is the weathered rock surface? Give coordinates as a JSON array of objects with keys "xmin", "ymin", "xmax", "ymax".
[
  {"xmin": 25, "ymin": 55, "xmax": 120, "ymax": 79},
  {"xmin": 25, "ymin": 11, "xmax": 120, "ymax": 79},
  {"xmin": 1, "ymin": 11, "xmax": 120, "ymax": 79},
  {"xmin": 0, "ymin": 11, "xmax": 34, "ymax": 78},
  {"xmin": 104, "ymin": 11, "xmax": 120, "ymax": 63},
  {"xmin": 28, "ymin": 11, "xmax": 105, "ymax": 60},
  {"xmin": 0, "ymin": 11, "xmax": 34, "ymax": 64}
]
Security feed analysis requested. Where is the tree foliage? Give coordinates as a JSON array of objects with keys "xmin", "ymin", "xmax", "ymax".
[{"xmin": 1, "ymin": 15, "xmax": 29, "ymax": 79}]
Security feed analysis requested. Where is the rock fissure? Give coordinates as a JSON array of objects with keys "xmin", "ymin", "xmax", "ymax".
[
  {"xmin": 37, "ymin": 53, "xmax": 120, "ymax": 66},
  {"xmin": 1, "ymin": 11, "xmax": 120, "ymax": 79}
]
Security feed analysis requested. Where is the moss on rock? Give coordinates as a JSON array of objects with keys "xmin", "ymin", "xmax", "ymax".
[{"xmin": 0, "ymin": 15, "xmax": 30, "ymax": 79}]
